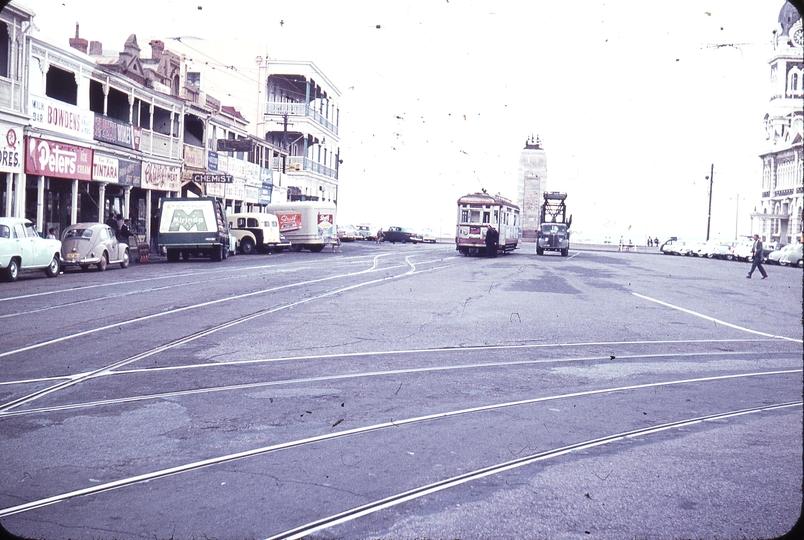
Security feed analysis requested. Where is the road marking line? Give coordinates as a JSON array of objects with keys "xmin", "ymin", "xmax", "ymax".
[{"xmin": 631, "ymin": 292, "xmax": 803, "ymax": 343}]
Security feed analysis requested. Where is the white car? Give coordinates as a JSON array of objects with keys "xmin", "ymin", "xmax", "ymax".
[
  {"xmin": 732, "ymin": 239, "xmax": 755, "ymax": 262},
  {"xmin": 0, "ymin": 217, "xmax": 62, "ymax": 282}
]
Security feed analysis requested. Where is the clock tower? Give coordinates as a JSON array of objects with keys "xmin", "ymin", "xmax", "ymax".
[
  {"xmin": 517, "ymin": 135, "xmax": 548, "ymax": 242},
  {"xmin": 756, "ymin": 1, "xmax": 803, "ymax": 246}
]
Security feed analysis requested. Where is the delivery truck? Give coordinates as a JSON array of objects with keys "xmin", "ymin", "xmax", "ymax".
[
  {"xmin": 157, "ymin": 197, "xmax": 230, "ymax": 262},
  {"xmin": 263, "ymin": 201, "xmax": 337, "ymax": 252}
]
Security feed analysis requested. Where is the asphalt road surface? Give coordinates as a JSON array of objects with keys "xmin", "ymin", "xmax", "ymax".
[{"xmin": 0, "ymin": 241, "xmax": 801, "ymax": 540}]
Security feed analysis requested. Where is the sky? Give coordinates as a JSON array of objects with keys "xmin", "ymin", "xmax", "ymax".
[{"xmin": 10, "ymin": 0, "xmax": 800, "ymax": 242}]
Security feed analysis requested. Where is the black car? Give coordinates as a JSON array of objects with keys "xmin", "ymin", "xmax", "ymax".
[{"xmin": 382, "ymin": 227, "xmax": 423, "ymax": 244}]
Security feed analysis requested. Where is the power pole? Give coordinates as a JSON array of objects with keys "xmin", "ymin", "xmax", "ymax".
[{"xmin": 706, "ymin": 164, "xmax": 714, "ymax": 241}]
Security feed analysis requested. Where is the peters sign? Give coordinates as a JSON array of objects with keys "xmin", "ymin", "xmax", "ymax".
[{"xmin": 25, "ymin": 137, "xmax": 93, "ymax": 180}]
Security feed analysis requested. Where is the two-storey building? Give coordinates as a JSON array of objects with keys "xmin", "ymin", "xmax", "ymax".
[
  {"xmin": 0, "ymin": 2, "xmax": 32, "ymax": 220},
  {"xmin": 263, "ymin": 61, "xmax": 340, "ymax": 204}
]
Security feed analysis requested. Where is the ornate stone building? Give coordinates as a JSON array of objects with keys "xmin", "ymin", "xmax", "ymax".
[
  {"xmin": 755, "ymin": 2, "xmax": 804, "ymax": 245},
  {"xmin": 516, "ymin": 135, "xmax": 548, "ymax": 242}
]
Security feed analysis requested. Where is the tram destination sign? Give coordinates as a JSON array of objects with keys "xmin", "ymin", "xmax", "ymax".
[
  {"xmin": 193, "ymin": 173, "xmax": 234, "ymax": 184},
  {"xmin": 216, "ymin": 139, "xmax": 254, "ymax": 152}
]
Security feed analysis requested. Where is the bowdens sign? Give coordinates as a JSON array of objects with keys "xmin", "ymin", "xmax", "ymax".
[{"xmin": 29, "ymin": 95, "xmax": 93, "ymax": 141}]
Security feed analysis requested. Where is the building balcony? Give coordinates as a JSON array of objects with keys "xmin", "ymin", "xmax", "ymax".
[
  {"xmin": 140, "ymin": 129, "xmax": 182, "ymax": 160},
  {"xmin": 273, "ymin": 155, "xmax": 338, "ymax": 180},
  {"xmin": 0, "ymin": 77, "xmax": 23, "ymax": 112},
  {"xmin": 265, "ymin": 102, "xmax": 338, "ymax": 137}
]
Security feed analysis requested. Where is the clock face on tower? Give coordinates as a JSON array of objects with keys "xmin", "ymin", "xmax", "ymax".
[{"xmin": 793, "ymin": 27, "xmax": 804, "ymax": 47}]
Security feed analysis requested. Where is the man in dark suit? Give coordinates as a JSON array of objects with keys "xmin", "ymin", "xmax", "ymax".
[{"xmin": 746, "ymin": 234, "xmax": 768, "ymax": 279}]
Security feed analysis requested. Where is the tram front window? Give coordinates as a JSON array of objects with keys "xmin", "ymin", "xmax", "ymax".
[{"xmin": 470, "ymin": 210, "xmax": 480, "ymax": 223}]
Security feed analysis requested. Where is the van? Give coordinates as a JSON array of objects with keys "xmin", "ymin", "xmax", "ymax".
[
  {"xmin": 263, "ymin": 201, "xmax": 337, "ymax": 252},
  {"xmin": 227, "ymin": 212, "xmax": 291, "ymax": 254},
  {"xmin": 157, "ymin": 197, "xmax": 230, "ymax": 262}
]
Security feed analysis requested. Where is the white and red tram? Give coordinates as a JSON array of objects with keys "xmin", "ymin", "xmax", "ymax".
[{"xmin": 455, "ymin": 191, "xmax": 521, "ymax": 256}]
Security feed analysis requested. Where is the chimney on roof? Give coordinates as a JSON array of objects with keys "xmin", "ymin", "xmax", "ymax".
[
  {"xmin": 68, "ymin": 23, "xmax": 88, "ymax": 54},
  {"xmin": 89, "ymin": 41, "xmax": 103, "ymax": 56},
  {"xmin": 150, "ymin": 40, "xmax": 164, "ymax": 61}
]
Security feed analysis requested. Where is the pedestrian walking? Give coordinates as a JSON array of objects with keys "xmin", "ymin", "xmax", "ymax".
[{"xmin": 746, "ymin": 234, "xmax": 768, "ymax": 279}]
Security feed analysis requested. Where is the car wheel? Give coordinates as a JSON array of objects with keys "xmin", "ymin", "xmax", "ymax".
[
  {"xmin": 4, "ymin": 258, "xmax": 19, "ymax": 282},
  {"xmin": 120, "ymin": 249, "xmax": 130, "ymax": 268},
  {"xmin": 797, "ymin": 259, "xmax": 803, "ymax": 268},
  {"xmin": 561, "ymin": 248, "xmax": 568, "ymax": 257},
  {"xmin": 97, "ymin": 252, "xmax": 108, "ymax": 271},
  {"xmin": 537, "ymin": 247, "xmax": 544, "ymax": 255},
  {"xmin": 725, "ymin": 254, "xmax": 734, "ymax": 261},
  {"xmin": 308, "ymin": 244, "xmax": 324, "ymax": 253},
  {"xmin": 167, "ymin": 249, "xmax": 180, "ymax": 262},
  {"xmin": 45, "ymin": 255, "xmax": 60, "ymax": 277},
  {"xmin": 240, "ymin": 238, "xmax": 255, "ymax": 254}
]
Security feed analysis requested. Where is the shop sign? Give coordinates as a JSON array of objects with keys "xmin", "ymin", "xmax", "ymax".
[
  {"xmin": 25, "ymin": 136, "xmax": 93, "ymax": 180},
  {"xmin": 118, "ymin": 159, "xmax": 141, "ymax": 186},
  {"xmin": 245, "ymin": 161, "xmax": 260, "ymax": 186},
  {"xmin": 244, "ymin": 185, "xmax": 259, "ymax": 203},
  {"xmin": 192, "ymin": 173, "xmax": 233, "ymax": 184},
  {"xmin": 227, "ymin": 179, "xmax": 245, "ymax": 200},
  {"xmin": 29, "ymin": 95, "xmax": 93, "ymax": 141},
  {"xmin": 142, "ymin": 161, "xmax": 180, "ymax": 191},
  {"xmin": 205, "ymin": 182, "xmax": 224, "ymax": 198},
  {"xmin": 0, "ymin": 126, "xmax": 23, "ymax": 173},
  {"xmin": 93, "ymin": 154, "xmax": 119, "ymax": 182},
  {"xmin": 217, "ymin": 155, "xmax": 228, "ymax": 175},
  {"xmin": 207, "ymin": 151, "xmax": 219, "ymax": 171},
  {"xmin": 217, "ymin": 138, "xmax": 253, "ymax": 152},
  {"xmin": 258, "ymin": 181, "xmax": 273, "ymax": 205},
  {"xmin": 260, "ymin": 166, "xmax": 273, "ymax": 186},
  {"xmin": 184, "ymin": 144, "xmax": 205, "ymax": 169},
  {"xmin": 94, "ymin": 115, "xmax": 139, "ymax": 150},
  {"xmin": 227, "ymin": 157, "xmax": 246, "ymax": 178}
]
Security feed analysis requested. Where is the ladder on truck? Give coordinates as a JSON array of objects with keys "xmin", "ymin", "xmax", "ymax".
[{"xmin": 540, "ymin": 192, "xmax": 572, "ymax": 228}]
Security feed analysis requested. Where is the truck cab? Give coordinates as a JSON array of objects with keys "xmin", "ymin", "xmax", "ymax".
[{"xmin": 537, "ymin": 222, "xmax": 570, "ymax": 256}]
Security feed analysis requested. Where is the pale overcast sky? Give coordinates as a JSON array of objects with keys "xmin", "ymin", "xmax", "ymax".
[{"xmin": 13, "ymin": 0, "xmax": 795, "ymax": 241}]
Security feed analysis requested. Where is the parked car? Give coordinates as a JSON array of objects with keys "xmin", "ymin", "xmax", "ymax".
[
  {"xmin": 767, "ymin": 244, "xmax": 794, "ymax": 265},
  {"xmin": 61, "ymin": 223, "xmax": 130, "ymax": 271},
  {"xmin": 0, "ymin": 217, "xmax": 62, "ymax": 282},
  {"xmin": 692, "ymin": 239, "xmax": 722, "ymax": 258},
  {"xmin": 355, "ymin": 225, "xmax": 375, "ymax": 240},
  {"xmin": 711, "ymin": 241, "xmax": 737, "ymax": 260},
  {"xmin": 732, "ymin": 239, "xmax": 755, "ymax": 262},
  {"xmin": 337, "ymin": 224, "xmax": 359, "ymax": 242},
  {"xmin": 778, "ymin": 243, "xmax": 803, "ymax": 268},
  {"xmin": 382, "ymin": 226, "xmax": 423, "ymax": 244},
  {"xmin": 661, "ymin": 239, "xmax": 690, "ymax": 255},
  {"xmin": 421, "ymin": 228, "xmax": 437, "ymax": 243}
]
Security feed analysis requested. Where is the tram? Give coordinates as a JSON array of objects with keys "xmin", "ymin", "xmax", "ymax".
[{"xmin": 455, "ymin": 191, "xmax": 521, "ymax": 256}]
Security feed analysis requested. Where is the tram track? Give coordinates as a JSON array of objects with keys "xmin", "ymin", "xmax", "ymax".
[
  {"xmin": 0, "ymin": 255, "xmax": 456, "ymax": 413},
  {"xmin": 0, "ymin": 398, "xmax": 798, "ymax": 521},
  {"xmin": 0, "ymin": 345, "xmax": 798, "ymax": 419}
]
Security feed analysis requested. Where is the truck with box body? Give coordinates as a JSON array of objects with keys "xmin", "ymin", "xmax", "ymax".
[
  {"xmin": 226, "ymin": 212, "xmax": 291, "ymax": 254},
  {"xmin": 263, "ymin": 201, "xmax": 337, "ymax": 252},
  {"xmin": 157, "ymin": 197, "xmax": 230, "ymax": 262}
]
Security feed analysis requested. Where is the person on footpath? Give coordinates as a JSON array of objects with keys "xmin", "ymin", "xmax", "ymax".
[{"xmin": 746, "ymin": 233, "xmax": 768, "ymax": 279}]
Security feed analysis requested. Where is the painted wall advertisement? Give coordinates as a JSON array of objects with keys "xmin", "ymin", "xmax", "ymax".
[
  {"xmin": 25, "ymin": 136, "xmax": 93, "ymax": 181},
  {"xmin": 0, "ymin": 125, "xmax": 23, "ymax": 174},
  {"xmin": 277, "ymin": 212, "xmax": 302, "ymax": 232},
  {"xmin": 141, "ymin": 161, "xmax": 181, "ymax": 191},
  {"xmin": 94, "ymin": 115, "xmax": 140, "ymax": 150},
  {"xmin": 29, "ymin": 95, "xmax": 93, "ymax": 141}
]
